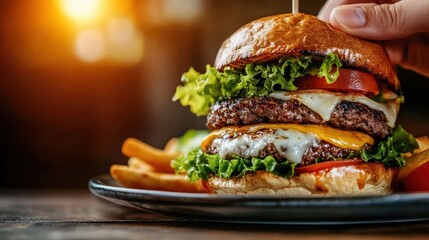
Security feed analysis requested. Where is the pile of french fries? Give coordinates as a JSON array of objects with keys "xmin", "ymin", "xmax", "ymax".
[{"xmin": 110, "ymin": 138, "xmax": 207, "ymax": 193}]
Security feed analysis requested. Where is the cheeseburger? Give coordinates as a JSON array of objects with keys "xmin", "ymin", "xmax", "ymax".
[{"xmin": 172, "ymin": 13, "xmax": 418, "ymax": 195}]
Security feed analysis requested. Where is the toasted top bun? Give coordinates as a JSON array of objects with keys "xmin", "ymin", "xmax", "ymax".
[
  {"xmin": 208, "ymin": 163, "xmax": 394, "ymax": 196},
  {"xmin": 214, "ymin": 13, "xmax": 399, "ymax": 92}
]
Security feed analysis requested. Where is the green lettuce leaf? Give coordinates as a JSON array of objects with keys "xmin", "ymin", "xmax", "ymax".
[
  {"xmin": 361, "ymin": 125, "xmax": 419, "ymax": 167},
  {"xmin": 175, "ymin": 129, "xmax": 209, "ymax": 154},
  {"xmin": 173, "ymin": 53, "xmax": 342, "ymax": 116},
  {"xmin": 171, "ymin": 125, "xmax": 418, "ymax": 181},
  {"xmin": 318, "ymin": 52, "xmax": 343, "ymax": 83},
  {"xmin": 171, "ymin": 148, "xmax": 296, "ymax": 182}
]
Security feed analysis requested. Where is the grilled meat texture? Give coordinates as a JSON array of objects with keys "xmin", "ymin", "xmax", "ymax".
[
  {"xmin": 206, "ymin": 140, "xmax": 370, "ymax": 166},
  {"xmin": 206, "ymin": 97, "xmax": 391, "ymax": 139}
]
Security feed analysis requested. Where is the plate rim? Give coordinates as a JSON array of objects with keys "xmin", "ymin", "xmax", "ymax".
[
  {"xmin": 89, "ymin": 174, "xmax": 429, "ymax": 225},
  {"xmin": 89, "ymin": 174, "xmax": 429, "ymax": 205}
]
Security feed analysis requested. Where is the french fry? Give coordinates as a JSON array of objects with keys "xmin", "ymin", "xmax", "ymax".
[
  {"xmin": 404, "ymin": 136, "xmax": 429, "ymax": 157},
  {"xmin": 121, "ymin": 138, "xmax": 179, "ymax": 173},
  {"xmin": 396, "ymin": 136, "xmax": 429, "ymax": 182},
  {"xmin": 416, "ymin": 136, "xmax": 429, "ymax": 153},
  {"xmin": 110, "ymin": 165, "xmax": 207, "ymax": 193},
  {"xmin": 397, "ymin": 149, "xmax": 429, "ymax": 182},
  {"xmin": 127, "ymin": 157, "xmax": 155, "ymax": 171}
]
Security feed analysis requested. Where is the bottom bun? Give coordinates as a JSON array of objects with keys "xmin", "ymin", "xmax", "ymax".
[{"xmin": 207, "ymin": 163, "xmax": 395, "ymax": 196}]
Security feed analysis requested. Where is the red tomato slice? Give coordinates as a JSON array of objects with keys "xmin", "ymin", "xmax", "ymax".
[
  {"xmin": 405, "ymin": 161, "xmax": 429, "ymax": 192},
  {"xmin": 294, "ymin": 159, "xmax": 364, "ymax": 175},
  {"xmin": 295, "ymin": 69, "xmax": 380, "ymax": 95}
]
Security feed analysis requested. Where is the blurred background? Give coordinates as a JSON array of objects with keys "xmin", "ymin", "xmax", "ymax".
[{"xmin": 1, "ymin": 0, "xmax": 428, "ymax": 188}]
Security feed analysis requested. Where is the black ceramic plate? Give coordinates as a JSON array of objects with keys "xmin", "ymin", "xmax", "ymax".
[{"xmin": 89, "ymin": 174, "xmax": 429, "ymax": 225}]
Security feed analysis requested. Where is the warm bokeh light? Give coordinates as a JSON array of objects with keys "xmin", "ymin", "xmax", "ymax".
[
  {"xmin": 141, "ymin": 0, "xmax": 205, "ymax": 25},
  {"xmin": 163, "ymin": 0, "xmax": 205, "ymax": 23},
  {"xmin": 61, "ymin": 0, "xmax": 143, "ymax": 65},
  {"xmin": 73, "ymin": 17, "xmax": 144, "ymax": 64},
  {"xmin": 106, "ymin": 17, "xmax": 144, "ymax": 65},
  {"xmin": 60, "ymin": 0, "xmax": 103, "ymax": 23},
  {"xmin": 75, "ymin": 29, "xmax": 106, "ymax": 63}
]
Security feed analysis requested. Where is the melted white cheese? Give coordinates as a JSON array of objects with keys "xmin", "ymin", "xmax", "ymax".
[
  {"xmin": 269, "ymin": 90, "xmax": 398, "ymax": 127},
  {"xmin": 210, "ymin": 129, "xmax": 318, "ymax": 164}
]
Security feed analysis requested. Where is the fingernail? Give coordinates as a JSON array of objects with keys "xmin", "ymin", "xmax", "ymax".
[{"xmin": 332, "ymin": 6, "xmax": 367, "ymax": 28}]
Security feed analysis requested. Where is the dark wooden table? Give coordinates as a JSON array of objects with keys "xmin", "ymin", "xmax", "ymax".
[{"xmin": 1, "ymin": 189, "xmax": 429, "ymax": 240}]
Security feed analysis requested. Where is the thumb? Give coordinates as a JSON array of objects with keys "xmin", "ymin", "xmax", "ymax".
[{"xmin": 329, "ymin": 0, "xmax": 429, "ymax": 40}]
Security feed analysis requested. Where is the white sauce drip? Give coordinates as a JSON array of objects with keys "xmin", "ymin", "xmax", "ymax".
[
  {"xmin": 211, "ymin": 129, "xmax": 318, "ymax": 164},
  {"xmin": 269, "ymin": 90, "xmax": 397, "ymax": 127}
]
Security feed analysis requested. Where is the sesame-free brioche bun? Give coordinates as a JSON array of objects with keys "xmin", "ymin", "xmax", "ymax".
[
  {"xmin": 214, "ymin": 13, "xmax": 399, "ymax": 92},
  {"xmin": 207, "ymin": 163, "xmax": 395, "ymax": 196}
]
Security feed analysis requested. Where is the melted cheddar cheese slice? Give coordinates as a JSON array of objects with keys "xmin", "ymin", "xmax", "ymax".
[{"xmin": 201, "ymin": 123, "xmax": 374, "ymax": 152}]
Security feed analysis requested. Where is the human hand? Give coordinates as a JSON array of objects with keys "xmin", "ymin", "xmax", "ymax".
[{"xmin": 318, "ymin": 0, "xmax": 429, "ymax": 77}]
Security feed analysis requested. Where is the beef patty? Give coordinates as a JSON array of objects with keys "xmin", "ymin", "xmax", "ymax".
[
  {"xmin": 206, "ymin": 97, "xmax": 391, "ymax": 139},
  {"xmin": 206, "ymin": 140, "xmax": 370, "ymax": 166}
]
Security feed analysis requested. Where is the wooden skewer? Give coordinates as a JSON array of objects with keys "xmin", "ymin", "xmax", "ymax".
[{"xmin": 292, "ymin": 0, "xmax": 299, "ymax": 14}]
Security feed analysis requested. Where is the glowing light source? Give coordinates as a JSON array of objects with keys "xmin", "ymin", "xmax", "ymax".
[
  {"xmin": 61, "ymin": 0, "xmax": 103, "ymax": 22},
  {"xmin": 73, "ymin": 17, "xmax": 144, "ymax": 65},
  {"xmin": 75, "ymin": 29, "xmax": 106, "ymax": 63},
  {"xmin": 64, "ymin": 0, "xmax": 143, "ymax": 64}
]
